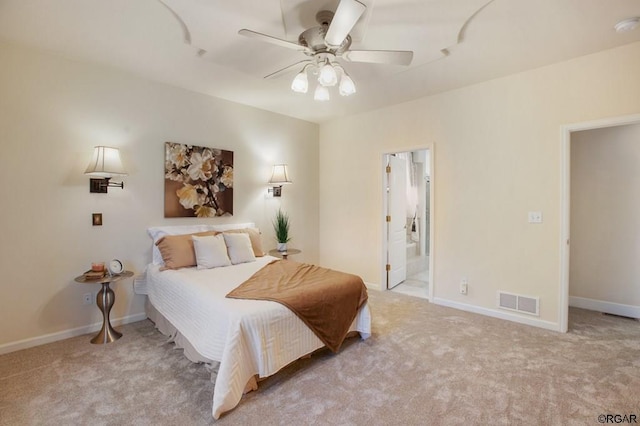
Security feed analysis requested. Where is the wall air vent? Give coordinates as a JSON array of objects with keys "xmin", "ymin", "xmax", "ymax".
[{"xmin": 498, "ymin": 291, "xmax": 539, "ymax": 316}]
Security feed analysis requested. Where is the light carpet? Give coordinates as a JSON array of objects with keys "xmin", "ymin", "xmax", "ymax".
[{"xmin": 1, "ymin": 290, "xmax": 639, "ymax": 425}]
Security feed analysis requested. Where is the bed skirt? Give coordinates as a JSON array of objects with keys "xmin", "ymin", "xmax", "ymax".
[
  {"xmin": 145, "ymin": 298, "xmax": 216, "ymax": 366},
  {"xmin": 144, "ymin": 294, "xmax": 371, "ymax": 418}
]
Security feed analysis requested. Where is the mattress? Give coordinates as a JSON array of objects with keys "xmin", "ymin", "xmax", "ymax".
[{"xmin": 145, "ymin": 256, "xmax": 372, "ymax": 419}]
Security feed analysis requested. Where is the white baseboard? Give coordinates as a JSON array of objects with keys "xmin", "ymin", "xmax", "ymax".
[
  {"xmin": 569, "ymin": 296, "xmax": 640, "ymax": 319},
  {"xmin": 364, "ymin": 281, "xmax": 381, "ymax": 291},
  {"xmin": 0, "ymin": 312, "xmax": 148, "ymax": 355},
  {"xmin": 432, "ymin": 297, "xmax": 561, "ymax": 332}
]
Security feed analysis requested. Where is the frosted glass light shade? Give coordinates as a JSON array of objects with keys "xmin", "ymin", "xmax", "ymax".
[
  {"xmin": 318, "ymin": 61, "xmax": 338, "ymax": 87},
  {"xmin": 84, "ymin": 146, "xmax": 127, "ymax": 177},
  {"xmin": 268, "ymin": 164, "xmax": 292, "ymax": 185},
  {"xmin": 291, "ymin": 71, "xmax": 308, "ymax": 93},
  {"xmin": 614, "ymin": 17, "xmax": 640, "ymax": 33},
  {"xmin": 339, "ymin": 75, "xmax": 356, "ymax": 96},
  {"xmin": 314, "ymin": 85, "xmax": 330, "ymax": 101}
]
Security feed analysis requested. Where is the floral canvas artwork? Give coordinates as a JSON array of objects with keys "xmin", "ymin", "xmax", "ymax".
[{"xmin": 164, "ymin": 142, "xmax": 233, "ymax": 217}]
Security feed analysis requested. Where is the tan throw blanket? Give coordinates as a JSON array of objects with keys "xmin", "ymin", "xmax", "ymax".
[{"xmin": 226, "ymin": 260, "xmax": 368, "ymax": 353}]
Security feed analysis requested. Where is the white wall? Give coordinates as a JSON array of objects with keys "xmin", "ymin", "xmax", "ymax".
[
  {"xmin": 570, "ymin": 124, "xmax": 640, "ymax": 309},
  {"xmin": 319, "ymin": 41, "xmax": 640, "ymax": 329},
  {"xmin": 0, "ymin": 41, "xmax": 319, "ymax": 350}
]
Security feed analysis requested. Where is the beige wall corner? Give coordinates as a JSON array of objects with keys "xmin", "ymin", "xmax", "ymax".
[
  {"xmin": 319, "ymin": 41, "xmax": 640, "ymax": 328},
  {"xmin": 0, "ymin": 41, "xmax": 319, "ymax": 350}
]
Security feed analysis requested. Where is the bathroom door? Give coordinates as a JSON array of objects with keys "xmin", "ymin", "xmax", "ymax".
[{"xmin": 387, "ymin": 155, "xmax": 407, "ymax": 289}]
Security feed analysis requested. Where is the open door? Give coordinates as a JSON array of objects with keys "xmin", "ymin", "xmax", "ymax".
[{"xmin": 386, "ymin": 154, "xmax": 407, "ymax": 289}]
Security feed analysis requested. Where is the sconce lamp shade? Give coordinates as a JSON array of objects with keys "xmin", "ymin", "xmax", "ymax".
[
  {"xmin": 268, "ymin": 164, "xmax": 292, "ymax": 197},
  {"xmin": 84, "ymin": 146, "xmax": 127, "ymax": 178},
  {"xmin": 268, "ymin": 164, "xmax": 292, "ymax": 185},
  {"xmin": 85, "ymin": 146, "xmax": 127, "ymax": 193}
]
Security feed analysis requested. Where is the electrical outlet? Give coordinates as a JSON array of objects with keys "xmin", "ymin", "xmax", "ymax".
[
  {"xmin": 83, "ymin": 293, "xmax": 92, "ymax": 305},
  {"xmin": 460, "ymin": 278, "xmax": 468, "ymax": 295}
]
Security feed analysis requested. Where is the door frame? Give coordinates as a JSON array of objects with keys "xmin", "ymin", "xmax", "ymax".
[
  {"xmin": 380, "ymin": 144, "xmax": 435, "ymax": 300},
  {"xmin": 559, "ymin": 113, "xmax": 640, "ymax": 332}
]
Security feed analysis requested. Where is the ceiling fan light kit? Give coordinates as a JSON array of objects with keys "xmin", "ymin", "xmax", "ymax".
[
  {"xmin": 288, "ymin": 55, "xmax": 357, "ymax": 100},
  {"xmin": 614, "ymin": 17, "xmax": 640, "ymax": 33},
  {"xmin": 319, "ymin": 59, "xmax": 339, "ymax": 86},
  {"xmin": 314, "ymin": 85, "xmax": 331, "ymax": 101},
  {"xmin": 239, "ymin": 0, "xmax": 413, "ymax": 101},
  {"xmin": 291, "ymin": 68, "xmax": 309, "ymax": 93},
  {"xmin": 338, "ymin": 74, "xmax": 356, "ymax": 96}
]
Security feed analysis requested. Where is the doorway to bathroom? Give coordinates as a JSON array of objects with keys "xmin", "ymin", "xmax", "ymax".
[{"xmin": 382, "ymin": 148, "xmax": 432, "ymax": 299}]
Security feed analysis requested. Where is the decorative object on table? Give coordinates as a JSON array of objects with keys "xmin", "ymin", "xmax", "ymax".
[
  {"xmin": 164, "ymin": 142, "xmax": 234, "ymax": 218},
  {"xmin": 92, "ymin": 213, "xmax": 103, "ymax": 226},
  {"xmin": 84, "ymin": 146, "xmax": 127, "ymax": 193},
  {"xmin": 91, "ymin": 262, "xmax": 105, "ymax": 272},
  {"xmin": 267, "ymin": 164, "xmax": 292, "ymax": 197},
  {"xmin": 84, "ymin": 264, "xmax": 106, "ymax": 280},
  {"xmin": 273, "ymin": 208, "xmax": 291, "ymax": 252},
  {"xmin": 75, "ymin": 270, "xmax": 134, "ymax": 344},
  {"xmin": 108, "ymin": 259, "xmax": 124, "ymax": 275}
]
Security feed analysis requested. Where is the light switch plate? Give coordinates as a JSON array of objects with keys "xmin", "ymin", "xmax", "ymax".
[{"xmin": 528, "ymin": 211, "xmax": 543, "ymax": 224}]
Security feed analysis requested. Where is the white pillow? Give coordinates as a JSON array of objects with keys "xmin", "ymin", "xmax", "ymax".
[
  {"xmin": 192, "ymin": 234, "xmax": 231, "ymax": 269},
  {"xmin": 223, "ymin": 233, "xmax": 256, "ymax": 265}
]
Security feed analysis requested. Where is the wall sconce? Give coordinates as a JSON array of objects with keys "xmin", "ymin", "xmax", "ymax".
[
  {"xmin": 84, "ymin": 146, "xmax": 128, "ymax": 193},
  {"xmin": 268, "ymin": 164, "xmax": 292, "ymax": 197}
]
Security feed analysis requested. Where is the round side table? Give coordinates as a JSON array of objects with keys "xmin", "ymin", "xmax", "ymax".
[
  {"xmin": 74, "ymin": 270, "xmax": 133, "ymax": 344},
  {"xmin": 268, "ymin": 248, "xmax": 301, "ymax": 260}
]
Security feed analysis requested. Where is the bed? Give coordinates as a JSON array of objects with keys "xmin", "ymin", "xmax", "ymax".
[{"xmin": 138, "ymin": 223, "xmax": 372, "ymax": 419}]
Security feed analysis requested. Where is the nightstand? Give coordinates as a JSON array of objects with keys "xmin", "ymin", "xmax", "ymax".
[
  {"xmin": 268, "ymin": 248, "xmax": 301, "ymax": 260},
  {"xmin": 75, "ymin": 270, "xmax": 134, "ymax": 344}
]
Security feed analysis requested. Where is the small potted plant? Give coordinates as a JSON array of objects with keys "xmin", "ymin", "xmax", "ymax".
[{"xmin": 273, "ymin": 208, "xmax": 291, "ymax": 252}]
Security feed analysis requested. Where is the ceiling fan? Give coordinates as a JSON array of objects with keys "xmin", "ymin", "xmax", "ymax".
[{"xmin": 238, "ymin": 0, "xmax": 413, "ymax": 100}]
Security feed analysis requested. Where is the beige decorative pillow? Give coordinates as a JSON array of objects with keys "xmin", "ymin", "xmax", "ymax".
[
  {"xmin": 156, "ymin": 230, "xmax": 218, "ymax": 270},
  {"xmin": 223, "ymin": 228, "xmax": 265, "ymax": 257}
]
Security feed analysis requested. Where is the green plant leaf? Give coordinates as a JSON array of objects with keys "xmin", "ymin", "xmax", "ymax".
[{"xmin": 272, "ymin": 208, "xmax": 291, "ymax": 243}]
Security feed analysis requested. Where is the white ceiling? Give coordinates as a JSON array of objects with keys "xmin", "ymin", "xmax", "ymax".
[{"xmin": 0, "ymin": 0, "xmax": 639, "ymax": 123}]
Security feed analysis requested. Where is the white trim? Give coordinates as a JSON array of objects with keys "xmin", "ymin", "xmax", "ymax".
[
  {"xmin": 364, "ymin": 281, "xmax": 379, "ymax": 291},
  {"xmin": 560, "ymin": 113, "xmax": 640, "ymax": 333},
  {"xmin": 428, "ymin": 144, "xmax": 435, "ymax": 302},
  {"xmin": 560, "ymin": 126, "xmax": 570, "ymax": 333},
  {"xmin": 0, "ymin": 312, "xmax": 147, "ymax": 355},
  {"xmin": 569, "ymin": 296, "xmax": 640, "ymax": 319},
  {"xmin": 563, "ymin": 114, "xmax": 640, "ymax": 132},
  {"xmin": 433, "ymin": 297, "xmax": 560, "ymax": 331}
]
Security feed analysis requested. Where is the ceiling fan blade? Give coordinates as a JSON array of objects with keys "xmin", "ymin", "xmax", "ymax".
[
  {"xmin": 325, "ymin": 0, "xmax": 366, "ymax": 47},
  {"xmin": 264, "ymin": 60, "xmax": 312, "ymax": 79},
  {"xmin": 238, "ymin": 29, "xmax": 312, "ymax": 54},
  {"xmin": 343, "ymin": 50, "xmax": 414, "ymax": 66}
]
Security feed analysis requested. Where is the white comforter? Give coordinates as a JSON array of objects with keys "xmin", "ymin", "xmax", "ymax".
[{"xmin": 146, "ymin": 256, "xmax": 372, "ymax": 419}]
